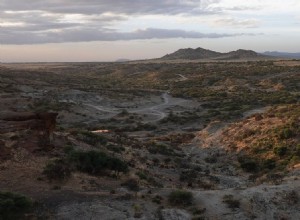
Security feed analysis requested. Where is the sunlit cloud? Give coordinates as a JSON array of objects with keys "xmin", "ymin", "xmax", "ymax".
[{"xmin": 212, "ymin": 17, "xmax": 260, "ymax": 28}]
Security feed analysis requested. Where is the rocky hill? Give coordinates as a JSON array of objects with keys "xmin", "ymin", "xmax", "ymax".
[
  {"xmin": 216, "ymin": 49, "xmax": 261, "ymax": 60},
  {"xmin": 161, "ymin": 47, "xmax": 270, "ymax": 60},
  {"xmin": 162, "ymin": 47, "xmax": 222, "ymax": 60}
]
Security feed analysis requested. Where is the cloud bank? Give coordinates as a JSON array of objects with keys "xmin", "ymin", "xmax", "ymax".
[
  {"xmin": 1, "ymin": 0, "xmax": 298, "ymax": 45},
  {"xmin": 1, "ymin": 0, "xmax": 247, "ymax": 44}
]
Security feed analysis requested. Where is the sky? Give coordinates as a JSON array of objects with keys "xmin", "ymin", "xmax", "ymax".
[{"xmin": 0, "ymin": 0, "xmax": 299, "ymax": 62}]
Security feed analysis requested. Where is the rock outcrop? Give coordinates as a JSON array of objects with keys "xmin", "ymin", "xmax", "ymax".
[
  {"xmin": 0, "ymin": 112, "xmax": 58, "ymax": 159},
  {"xmin": 1, "ymin": 112, "xmax": 58, "ymax": 134}
]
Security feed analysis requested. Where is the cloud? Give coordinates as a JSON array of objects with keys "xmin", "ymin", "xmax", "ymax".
[
  {"xmin": 0, "ymin": 27, "xmax": 245, "ymax": 44},
  {"xmin": 0, "ymin": 0, "xmax": 263, "ymax": 44},
  {"xmin": 0, "ymin": 0, "xmax": 220, "ymax": 16},
  {"xmin": 0, "ymin": 0, "xmax": 236, "ymax": 44},
  {"xmin": 212, "ymin": 17, "xmax": 260, "ymax": 28}
]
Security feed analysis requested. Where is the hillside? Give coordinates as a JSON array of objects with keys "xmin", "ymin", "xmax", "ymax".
[
  {"xmin": 162, "ymin": 47, "xmax": 222, "ymax": 60},
  {"xmin": 162, "ymin": 47, "xmax": 270, "ymax": 60},
  {"xmin": 0, "ymin": 60, "xmax": 299, "ymax": 219}
]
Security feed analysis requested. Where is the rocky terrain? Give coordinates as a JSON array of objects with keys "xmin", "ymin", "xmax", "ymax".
[{"xmin": 0, "ymin": 59, "xmax": 299, "ymax": 219}]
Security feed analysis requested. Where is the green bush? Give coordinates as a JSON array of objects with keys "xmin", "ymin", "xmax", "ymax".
[
  {"xmin": 295, "ymin": 145, "xmax": 300, "ymax": 156},
  {"xmin": 168, "ymin": 190, "xmax": 193, "ymax": 206},
  {"xmin": 262, "ymin": 158, "xmax": 276, "ymax": 170},
  {"xmin": 277, "ymin": 128, "xmax": 294, "ymax": 139},
  {"xmin": 0, "ymin": 192, "xmax": 33, "ymax": 220},
  {"xmin": 43, "ymin": 159, "xmax": 72, "ymax": 181},
  {"xmin": 136, "ymin": 171, "xmax": 148, "ymax": 180},
  {"xmin": 68, "ymin": 150, "xmax": 128, "ymax": 175},
  {"xmin": 273, "ymin": 146, "xmax": 287, "ymax": 157},
  {"xmin": 238, "ymin": 157, "xmax": 259, "ymax": 172},
  {"xmin": 289, "ymin": 156, "xmax": 300, "ymax": 165}
]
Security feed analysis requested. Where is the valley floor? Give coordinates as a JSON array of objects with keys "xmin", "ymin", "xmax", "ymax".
[{"xmin": 0, "ymin": 61, "xmax": 299, "ymax": 219}]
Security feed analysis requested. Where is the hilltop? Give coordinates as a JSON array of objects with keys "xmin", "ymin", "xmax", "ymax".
[
  {"xmin": 161, "ymin": 47, "xmax": 270, "ymax": 60},
  {"xmin": 162, "ymin": 47, "xmax": 222, "ymax": 60}
]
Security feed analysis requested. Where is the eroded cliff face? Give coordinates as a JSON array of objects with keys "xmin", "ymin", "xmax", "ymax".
[{"xmin": 0, "ymin": 112, "xmax": 58, "ymax": 160}]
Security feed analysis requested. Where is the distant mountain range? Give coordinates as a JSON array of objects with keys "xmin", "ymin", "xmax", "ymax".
[
  {"xmin": 113, "ymin": 48, "xmax": 300, "ymax": 63},
  {"xmin": 261, "ymin": 51, "xmax": 300, "ymax": 59},
  {"xmin": 161, "ymin": 47, "xmax": 300, "ymax": 60},
  {"xmin": 115, "ymin": 58, "xmax": 131, "ymax": 62},
  {"xmin": 161, "ymin": 47, "xmax": 267, "ymax": 60}
]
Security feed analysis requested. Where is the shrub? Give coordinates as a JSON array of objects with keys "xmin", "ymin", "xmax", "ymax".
[
  {"xmin": 152, "ymin": 195, "xmax": 163, "ymax": 204},
  {"xmin": 43, "ymin": 159, "xmax": 72, "ymax": 181},
  {"xmin": 121, "ymin": 178, "xmax": 140, "ymax": 192},
  {"xmin": 262, "ymin": 158, "xmax": 276, "ymax": 170},
  {"xmin": 238, "ymin": 157, "xmax": 259, "ymax": 172},
  {"xmin": 0, "ymin": 192, "xmax": 33, "ymax": 220},
  {"xmin": 77, "ymin": 131, "xmax": 107, "ymax": 146},
  {"xmin": 222, "ymin": 194, "xmax": 240, "ymax": 209},
  {"xmin": 273, "ymin": 146, "xmax": 287, "ymax": 157},
  {"xmin": 277, "ymin": 128, "xmax": 294, "ymax": 139},
  {"xmin": 63, "ymin": 145, "xmax": 74, "ymax": 154},
  {"xmin": 204, "ymin": 156, "xmax": 217, "ymax": 163},
  {"xmin": 295, "ymin": 145, "xmax": 300, "ymax": 156},
  {"xmin": 136, "ymin": 171, "xmax": 148, "ymax": 180},
  {"xmin": 179, "ymin": 169, "xmax": 198, "ymax": 183},
  {"xmin": 289, "ymin": 156, "xmax": 300, "ymax": 165},
  {"xmin": 285, "ymin": 190, "xmax": 298, "ymax": 205},
  {"xmin": 68, "ymin": 150, "xmax": 128, "ymax": 175},
  {"xmin": 148, "ymin": 143, "xmax": 175, "ymax": 156},
  {"xmin": 168, "ymin": 190, "xmax": 193, "ymax": 206},
  {"xmin": 107, "ymin": 145, "xmax": 125, "ymax": 153}
]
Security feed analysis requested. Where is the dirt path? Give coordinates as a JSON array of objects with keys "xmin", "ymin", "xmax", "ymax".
[
  {"xmin": 132, "ymin": 92, "xmax": 170, "ymax": 121},
  {"xmin": 83, "ymin": 92, "xmax": 188, "ymax": 122},
  {"xmin": 177, "ymin": 74, "xmax": 188, "ymax": 81},
  {"xmin": 84, "ymin": 103, "xmax": 119, "ymax": 114}
]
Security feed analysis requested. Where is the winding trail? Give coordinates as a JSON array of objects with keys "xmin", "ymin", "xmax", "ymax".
[
  {"xmin": 83, "ymin": 74, "xmax": 189, "ymax": 122},
  {"xmin": 83, "ymin": 92, "xmax": 186, "ymax": 122},
  {"xmin": 132, "ymin": 92, "xmax": 170, "ymax": 121}
]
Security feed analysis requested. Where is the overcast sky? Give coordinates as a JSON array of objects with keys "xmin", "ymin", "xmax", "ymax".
[{"xmin": 0, "ymin": 0, "xmax": 299, "ymax": 62}]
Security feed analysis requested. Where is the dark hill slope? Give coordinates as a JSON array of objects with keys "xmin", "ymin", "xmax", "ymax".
[
  {"xmin": 162, "ymin": 47, "xmax": 270, "ymax": 60},
  {"xmin": 162, "ymin": 47, "xmax": 222, "ymax": 60}
]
